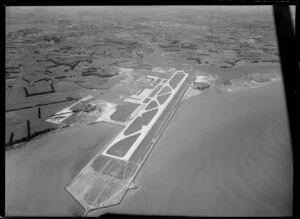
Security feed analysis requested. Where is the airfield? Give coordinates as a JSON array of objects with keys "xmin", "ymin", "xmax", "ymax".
[
  {"xmin": 6, "ymin": 7, "xmax": 292, "ymax": 217},
  {"xmin": 65, "ymin": 70, "xmax": 190, "ymax": 215}
]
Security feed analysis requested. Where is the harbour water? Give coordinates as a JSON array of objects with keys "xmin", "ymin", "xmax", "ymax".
[
  {"xmin": 5, "ymin": 122, "xmax": 122, "ymax": 216},
  {"xmin": 99, "ymin": 80, "xmax": 292, "ymax": 216}
]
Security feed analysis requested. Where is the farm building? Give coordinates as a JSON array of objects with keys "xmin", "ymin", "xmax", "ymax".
[{"xmin": 25, "ymin": 80, "xmax": 54, "ymax": 97}]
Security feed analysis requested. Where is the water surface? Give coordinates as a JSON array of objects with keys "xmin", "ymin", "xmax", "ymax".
[
  {"xmin": 6, "ymin": 122, "xmax": 121, "ymax": 216},
  {"xmin": 96, "ymin": 80, "xmax": 292, "ymax": 216}
]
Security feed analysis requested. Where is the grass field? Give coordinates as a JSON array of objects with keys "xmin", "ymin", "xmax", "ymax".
[
  {"xmin": 6, "ymin": 23, "xmax": 58, "ymax": 33},
  {"xmin": 110, "ymin": 103, "xmax": 140, "ymax": 122},
  {"xmin": 106, "ymin": 133, "xmax": 141, "ymax": 157},
  {"xmin": 5, "ymin": 100, "xmax": 78, "ymax": 146}
]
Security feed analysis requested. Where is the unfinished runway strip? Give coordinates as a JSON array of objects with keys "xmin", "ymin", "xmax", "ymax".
[{"xmin": 65, "ymin": 71, "xmax": 189, "ymax": 215}]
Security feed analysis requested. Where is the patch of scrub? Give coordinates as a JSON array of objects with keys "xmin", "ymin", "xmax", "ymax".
[
  {"xmin": 169, "ymin": 73, "xmax": 185, "ymax": 89},
  {"xmin": 220, "ymin": 79, "xmax": 232, "ymax": 86},
  {"xmin": 124, "ymin": 108, "xmax": 159, "ymax": 136},
  {"xmin": 157, "ymin": 93, "xmax": 171, "ymax": 105},
  {"xmin": 157, "ymin": 86, "xmax": 172, "ymax": 96},
  {"xmin": 110, "ymin": 103, "xmax": 140, "ymax": 122},
  {"xmin": 149, "ymin": 85, "xmax": 163, "ymax": 97},
  {"xmin": 141, "ymin": 109, "xmax": 158, "ymax": 126},
  {"xmin": 106, "ymin": 133, "xmax": 141, "ymax": 157},
  {"xmin": 124, "ymin": 117, "xmax": 143, "ymax": 136},
  {"xmin": 143, "ymin": 98, "xmax": 151, "ymax": 103},
  {"xmin": 145, "ymin": 100, "xmax": 158, "ymax": 111}
]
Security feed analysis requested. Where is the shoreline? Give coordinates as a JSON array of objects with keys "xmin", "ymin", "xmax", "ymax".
[
  {"xmin": 5, "ymin": 121, "xmax": 123, "ymax": 216},
  {"xmin": 198, "ymin": 60, "xmax": 279, "ymax": 70},
  {"xmin": 6, "ymin": 62, "xmax": 281, "ymax": 153},
  {"xmin": 5, "ymin": 120, "xmax": 107, "ymax": 154},
  {"xmin": 183, "ymin": 70, "xmax": 281, "ymax": 100}
]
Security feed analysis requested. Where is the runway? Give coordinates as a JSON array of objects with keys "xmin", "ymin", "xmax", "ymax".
[{"xmin": 65, "ymin": 70, "xmax": 191, "ymax": 215}]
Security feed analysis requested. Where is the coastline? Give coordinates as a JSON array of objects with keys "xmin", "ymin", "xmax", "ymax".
[
  {"xmin": 5, "ymin": 120, "xmax": 111, "ymax": 154},
  {"xmin": 6, "ymin": 7, "xmax": 292, "ymax": 217},
  {"xmin": 6, "ymin": 61, "xmax": 282, "ymax": 153},
  {"xmin": 5, "ymin": 122, "xmax": 122, "ymax": 216}
]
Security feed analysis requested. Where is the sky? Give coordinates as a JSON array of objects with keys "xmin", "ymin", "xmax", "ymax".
[
  {"xmin": 8, "ymin": 6, "xmax": 295, "ymax": 14},
  {"xmin": 7, "ymin": 5, "xmax": 296, "ymax": 22},
  {"xmin": 7, "ymin": 5, "xmax": 281, "ymax": 12}
]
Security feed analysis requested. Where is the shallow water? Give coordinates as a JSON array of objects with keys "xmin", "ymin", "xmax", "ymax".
[
  {"xmin": 98, "ymin": 80, "xmax": 292, "ymax": 216},
  {"xmin": 5, "ymin": 122, "xmax": 122, "ymax": 216}
]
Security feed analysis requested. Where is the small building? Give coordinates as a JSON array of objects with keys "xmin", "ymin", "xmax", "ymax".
[
  {"xmin": 25, "ymin": 80, "xmax": 54, "ymax": 97},
  {"xmin": 192, "ymin": 75, "xmax": 213, "ymax": 90}
]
